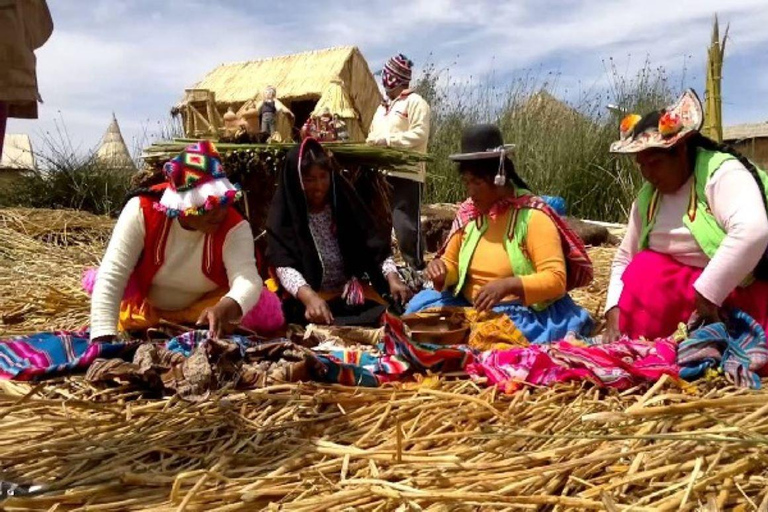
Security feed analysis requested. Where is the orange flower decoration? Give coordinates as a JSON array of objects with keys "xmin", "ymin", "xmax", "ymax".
[
  {"xmin": 619, "ymin": 114, "xmax": 642, "ymax": 138},
  {"xmin": 658, "ymin": 111, "xmax": 682, "ymax": 137}
]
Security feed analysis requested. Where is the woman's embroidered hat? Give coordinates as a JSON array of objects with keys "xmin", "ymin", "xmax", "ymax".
[
  {"xmin": 449, "ymin": 124, "xmax": 516, "ymax": 186},
  {"xmin": 157, "ymin": 140, "xmax": 241, "ymax": 217},
  {"xmin": 610, "ymin": 89, "xmax": 704, "ymax": 154}
]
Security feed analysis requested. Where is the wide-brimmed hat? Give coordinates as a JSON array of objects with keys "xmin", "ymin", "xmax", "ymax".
[
  {"xmin": 610, "ymin": 89, "xmax": 704, "ymax": 154},
  {"xmin": 450, "ymin": 124, "xmax": 517, "ymax": 186},
  {"xmin": 449, "ymin": 124, "xmax": 516, "ymax": 161},
  {"xmin": 156, "ymin": 140, "xmax": 241, "ymax": 217}
]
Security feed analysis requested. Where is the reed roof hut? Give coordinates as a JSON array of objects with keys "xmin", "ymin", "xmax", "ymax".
[
  {"xmin": 95, "ymin": 115, "xmax": 136, "ymax": 172},
  {"xmin": 0, "ymin": 134, "xmax": 35, "ymax": 185},
  {"xmin": 174, "ymin": 46, "xmax": 382, "ymax": 142},
  {"xmin": 724, "ymin": 122, "xmax": 768, "ymax": 168}
]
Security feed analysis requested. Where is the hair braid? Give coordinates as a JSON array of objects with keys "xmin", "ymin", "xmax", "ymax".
[
  {"xmin": 688, "ymin": 133, "xmax": 768, "ymax": 279},
  {"xmin": 689, "ymin": 134, "xmax": 768, "ymax": 212}
]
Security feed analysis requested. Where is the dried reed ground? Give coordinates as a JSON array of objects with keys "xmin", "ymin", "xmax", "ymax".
[{"xmin": 1, "ymin": 208, "xmax": 767, "ymax": 511}]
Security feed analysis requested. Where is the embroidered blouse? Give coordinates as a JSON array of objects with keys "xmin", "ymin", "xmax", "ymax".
[{"xmin": 276, "ymin": 205, "xmax": 397, "ymax": 296}]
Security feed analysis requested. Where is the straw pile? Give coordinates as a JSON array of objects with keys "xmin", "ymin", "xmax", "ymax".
[
  {"xmin": 2, "ymin": 208, "xmax": 768, "ymax": 510},
  {"xmin": 2, "ymin": 376, "xmax": 768, "ymax": 510},
  {"xmin": 0, "ymin": 208, "xmax": 110, "ymax": 336}
]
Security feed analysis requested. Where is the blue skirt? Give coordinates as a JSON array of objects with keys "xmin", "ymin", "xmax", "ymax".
[{"xmin": 405, "ymin": 290, "xmax": 593, "ymax": 344}]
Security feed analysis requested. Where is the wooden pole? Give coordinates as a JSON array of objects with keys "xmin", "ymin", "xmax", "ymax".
[{"xmin": 703, "ymin": 14, "xmax": 729, "ymax": 142}]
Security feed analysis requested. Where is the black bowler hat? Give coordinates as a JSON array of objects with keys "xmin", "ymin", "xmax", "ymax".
[{"xmin": 449, "ymin": 124, "xmax": 516, "ymax": 161}]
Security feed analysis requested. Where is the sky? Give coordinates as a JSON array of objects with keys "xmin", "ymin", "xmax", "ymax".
[{"xmin": 8, "ymin": 0, "xmax": 768, "ymax": 158}]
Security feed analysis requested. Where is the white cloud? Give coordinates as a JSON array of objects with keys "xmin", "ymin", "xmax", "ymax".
[{"xmin": 7, "ymin": 0, "xmax": 768, "ymax": 156}]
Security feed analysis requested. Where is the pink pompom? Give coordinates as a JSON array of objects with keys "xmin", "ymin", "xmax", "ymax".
[
  {"xmin": 82, "ymin": 267, "xmax": 99, "ymax": 295},
  {"xmin": 241, "ymin": 289, "xmax": 284, "ymax": 333}
]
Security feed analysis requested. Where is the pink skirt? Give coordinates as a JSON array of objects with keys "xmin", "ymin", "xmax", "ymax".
[{"xmin": 619, "ymin": 250, "xmax": 768, "ymax": 340}]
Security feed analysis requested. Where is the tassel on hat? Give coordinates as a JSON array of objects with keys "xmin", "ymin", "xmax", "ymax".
[{"xmin": 494, "ymin": 147, "xmax": 508, "ymax": 187}]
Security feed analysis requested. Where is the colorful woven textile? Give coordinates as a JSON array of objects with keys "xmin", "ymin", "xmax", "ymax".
[
  {"xmin": 406, "ymin": 290, "xmax": 592, "ymax": 344},
  {"xmin": 678, "ymin": 310, "xmax": 768, "ymax": 389},
  {"xmin": 313, "ymin": 313, "xmax": 476, "ymax": 387},
  {"xmin": 466, "ymin": 336, "xmax": 679, "ymax": 393},
  {"xmin": 438, "ymin": 194, "xmax": 593, "ymax": 291},
  {"xmin": 0, "ymin": 331, "xmax": 129, "ymax": 381},
  {"xmin": 163, "ymin": 140, "xmax": 226, "ymax": 193}
]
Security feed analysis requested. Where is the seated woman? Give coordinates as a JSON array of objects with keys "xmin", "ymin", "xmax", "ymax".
[
  {"xmin": 267, "ymin": 138, "xmax": 412, "ymax": 326},
  {"xmin": 90, "ymin": 141, "xmax": 282, "ymax": 343},
  {"xmin": 406, "ymin": 124, "xmax": 594, "ymax": 343},
  {"xmin": 605, "ymin": 89, "xmax": 768, "ymax": 341}
]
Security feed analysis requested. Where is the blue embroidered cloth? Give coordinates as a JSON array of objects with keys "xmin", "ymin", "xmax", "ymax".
[{"xmin": 678, "ymin": 310, "xmax": 768, "ymax": 389}]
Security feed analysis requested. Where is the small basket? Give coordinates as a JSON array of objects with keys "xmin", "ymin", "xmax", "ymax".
[{"xmin": 401, "ymin": 312, "xmax": 470, "ymax": 345}]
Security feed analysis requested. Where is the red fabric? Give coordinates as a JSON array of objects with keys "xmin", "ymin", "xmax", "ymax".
[
  {"xmin": 128, "ymin": 197, "xmax": 244, "ymax": 304},
  {"xmin": 0, "ymin": 102, "xmax": 8, "ymax": 159},
  {"xmin": 438, "ymin": 195, "xmax": 593, "ymax": 291},
  {"xmin": 619, "ymin": 250, "xmax": 768, "ymax": 340}
]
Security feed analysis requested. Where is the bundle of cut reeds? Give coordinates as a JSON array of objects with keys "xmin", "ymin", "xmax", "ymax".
[
  {"xmin": 1, "ymin": 375, "xmax": 767, "ymax": 510},
  {"xmin": 0, "ymin": 208, "xmax": 110, "ymax": 336},
  {"xmin": 142, "ymin": 140, "xmax": 430, "ymax": 174}
]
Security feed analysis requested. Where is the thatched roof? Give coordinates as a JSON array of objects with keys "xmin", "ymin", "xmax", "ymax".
[
  {"xmin": 96, "ymin": 115, "xmax": 136, "ymax": 171},
  {"xmin": 312, "ymin": 79, "xmax": 358, "ymax": 119},
  {"xmin": 178, "ymin": 46, "xmax": 383, "ymax": 140},
  {"xmin": 182, "ymin": 46, "xmax": 378, "ymax": 105},
  {"xmin": 1, "ymin": 134, "xmax": 35, "ymax": 171},
  {"xmin": 724, "ymin": 122, "xmax": 768, "ymax": 141}
]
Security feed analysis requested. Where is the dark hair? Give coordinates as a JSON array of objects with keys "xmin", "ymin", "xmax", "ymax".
[
  {"xmin": 458, "ymin": 157, "xmax": 531, "ymax": 190},
  {"xmin": 300, "ymin": 147, "xmax": 334, "ymax": 176},
  {"xmin": 633, "ymin": 112, "xmax": 766, "ymax": 208},
  {"xmin": 688, "ymin": 133, "xmax": 768, "ymax": 280},
  {"xmin": 687, "ymin": 133, "xmax": 766, "ymax": 208}
]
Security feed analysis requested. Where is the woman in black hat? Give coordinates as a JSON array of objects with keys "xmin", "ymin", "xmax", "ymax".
[{"xmin": 405, "ymin": 124, "xmax": 593, "ymax": 343}]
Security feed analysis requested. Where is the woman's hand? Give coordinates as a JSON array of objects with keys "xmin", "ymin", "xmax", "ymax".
[
  {"xmin": 475, "ymin": 277, "xmax": 521, "ymax": 312},
  {"xmin": 603, "ymin": 307, "xmax": 621, "ymax": 343},
  {"xmin": 387, "ymin": 273, "xmax": 413, "ymax": 305},
  {"xmin": 425, "ymin": 259, "xmax": 448, "ymax": 290},
  {"xmin": 694, "ymin": 291, "xmax": 723, "ymax": 326},
  {"xmin": 196, "ymin": 297, "xmax": 243, "ymax": 339},
  {"xmin": 298, "ymin": 287, "xmax": 334, "ymax": 325}
]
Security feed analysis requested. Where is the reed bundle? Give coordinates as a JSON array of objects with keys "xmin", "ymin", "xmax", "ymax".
[
  {"xmin": 1, "ymin": 376, "xmax": 767, "ymax": 510},
  {"xmin": 142, "ymin": 140, "xmax": 430, "ymax": 174},
  {"xmin": 2, "ymin": 207, "xmax": 766, "ymax": 510},
  {"xmin": 0, "ymin": 208, "xmax": 110, "ymax": 336}
]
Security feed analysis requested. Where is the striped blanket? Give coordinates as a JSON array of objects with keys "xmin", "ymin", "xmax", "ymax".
[
  {"xmin": 315, "ymin": 313, "xmax": 477, "ymax": 387},
  {"xmin": 0, "ymin": 331, "xmax": 129, "ymax": 381},
  {"xmin": 678, "ymin": 309, "xmax": 768, "ymax": 389}
]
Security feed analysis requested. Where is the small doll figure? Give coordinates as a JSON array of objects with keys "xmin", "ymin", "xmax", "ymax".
[
  {"xmin": 317, "ymin": 108, "xmax": 337, "ymax": 142},
  {"xmin": 333, "ymin": 114, "xmax": 349, "ymax": 142},
  {"xmin": 259, "ymin": 86, "xmax": 278, "ymax": 135}
]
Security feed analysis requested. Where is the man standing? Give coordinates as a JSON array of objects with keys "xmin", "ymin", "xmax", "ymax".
[
  {"xmin": 367, "ymin": 54, "xmax": 431, "ymax": 270},
  {"xmin": 0, "ymin": 0, "xmax": 53, "ymax": 158}
]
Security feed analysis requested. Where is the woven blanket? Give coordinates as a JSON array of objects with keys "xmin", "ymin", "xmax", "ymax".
[
  {"xmin": 0, "ymin": 331, "xmax": 130, "ymax": 381},
  {"xmin": 678, "ymin": 309, "xmax": 768, "ymax": 389},
  {"xmin": 466, "ymin": 336, "xmax": 679, "ymax": 393}
]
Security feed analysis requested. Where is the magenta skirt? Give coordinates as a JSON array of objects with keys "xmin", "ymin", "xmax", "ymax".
[{"xmin": 619, "ymin": 250, "xmax": 768, "ymax": 339}]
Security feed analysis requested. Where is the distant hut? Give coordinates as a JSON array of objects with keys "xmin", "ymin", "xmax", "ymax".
[
  {"xmin": 96, "ymin": 115, "xmax": 136, "ymax": 172},
  {"xmin": 724, "ymin": 123, "xmax": 768, "ymax": 169},
  {"xmin": 174, "ymin": 46, "xmax": 381, "ymax": 142},
  {"xmin": 0, "ymin": 134, "xmax": 36, "ymax": 185}
]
